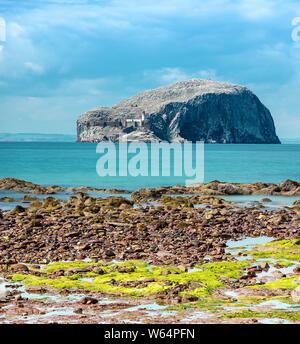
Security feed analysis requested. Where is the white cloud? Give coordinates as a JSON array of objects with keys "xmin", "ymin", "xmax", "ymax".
[
  {"xmin": 24, "ymin": 61, "xmax": 44, "ymax": 74},
  {"xmin": 234, "ymin": 0, "xmax": 277, "ymax": 20},
  {"xmin": 0, "ymin": 17, "xmax": 6, "ymax": 42},
  {"xmin": 9, "ymin": 23, "xmax": 25, "ymax": 38},
  {"xmin": 144, "ymin": 67, "xmax": 217, "ymax": 85}
]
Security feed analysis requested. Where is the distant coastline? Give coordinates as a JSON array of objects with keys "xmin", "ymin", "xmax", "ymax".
[
  {"xmin": 280, "ymin": 138, "xmax": 300, "ymax": 144},
  {"xmin": 0, "ymin": 133, "xmax": 299, "ymax": 143},
  {"xmin": 0, "ymin": 133, "xmax": 76, "ymax": 142}
]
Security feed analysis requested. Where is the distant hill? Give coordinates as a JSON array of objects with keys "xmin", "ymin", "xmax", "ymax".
[
  {"xmin": 0, "ymin": 133, "xmax": 76, "ymax": 142},
  {"xmin": 280, "ymin": 138, "xmax": 300, "ymax": 144}
]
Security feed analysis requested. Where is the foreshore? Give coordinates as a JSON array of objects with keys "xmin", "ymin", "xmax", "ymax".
[
  {"xmin": 0, "ymin": 178, "xmax": 299, "ymax": 324},
  {"xmin": 0, "ymin": 177, "xmax": 300, "ymax": 196}
]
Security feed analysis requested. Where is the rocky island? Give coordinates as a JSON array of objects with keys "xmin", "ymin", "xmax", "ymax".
[{"xmin": 77, "ymin": 79, "xmax": 280, "ymax": 143}]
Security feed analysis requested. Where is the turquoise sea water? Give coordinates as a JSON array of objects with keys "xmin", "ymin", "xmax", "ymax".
[{"xmin": 0, "ymin": 142, "xmax": 299, "ymax": 190}]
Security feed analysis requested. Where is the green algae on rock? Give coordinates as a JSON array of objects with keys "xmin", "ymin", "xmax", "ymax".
[
  {"xmin": 248, "ymin": 276, "xmax": 300, "ymax": 290},
  {"xmin": 247, "ymin": 238, "xmax": 300, "ymax": 261},
  {"xmin": 220, "ymin": 309, "xmax": 300, "ymax": 322},
  {"xmin": 9, "ymin": 260, "xmax": 251, "ymax": 299}
]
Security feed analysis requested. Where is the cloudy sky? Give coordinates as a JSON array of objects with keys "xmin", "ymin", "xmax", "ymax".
[{"xmin": 0, "ymin": 0, "xmax": 300, "ymax": 137}]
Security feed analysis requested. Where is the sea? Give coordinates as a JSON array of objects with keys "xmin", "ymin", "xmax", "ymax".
[{"xmin": 0, "ymin": 142, "xmax": 299, "ymax": 190}]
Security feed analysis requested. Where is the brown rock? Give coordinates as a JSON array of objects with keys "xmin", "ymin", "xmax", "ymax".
[
  {"xmin": 10, "ymin": 264, "xmax": 29, "ymax": 272},
  {"xmin": 293, "ymin": 266, "xmax": 300, "ymax": 274},
  {"xmin": 260, "ymin": 262, "xmax": 270, "ymax": 270},
  {"xmin": 81, "ymin": 297, "xmax": 98, "ymax": 305},
  {"xmin": 104, "ymin": 249, "xmax": 115, "ymax": 257},
  {"xmin": 160, "ymin": 270, "xmax": 171, "ymax": 276},
  {"xmin": 182, "ymin": 294, "xmax": 199, "ymax": 303}
]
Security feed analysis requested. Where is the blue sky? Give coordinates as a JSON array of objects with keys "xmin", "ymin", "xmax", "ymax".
[{"xmin": 0, "ymin": 0, "xmax": 300, "ymax": 137}]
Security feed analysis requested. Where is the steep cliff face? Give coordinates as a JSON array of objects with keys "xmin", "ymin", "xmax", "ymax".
[{"xmin": 77, "ymin": 79, "xmax": 280, "ymax": 143}]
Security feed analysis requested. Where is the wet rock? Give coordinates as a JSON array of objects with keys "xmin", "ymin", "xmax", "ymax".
[
  {"xmin": 81, "ymin": 297, "xmax": 98, "ymax": 305},
  {"xmin": 15, "ymin": 294, "xmax": 23, "ymax": 301},
  {"xmin": 261, "ymin": 198, "xmax": 272, "ymax": 202},
  {"xmin": 23, "ymin": 195, "xmax": 39, "ymax": 202},
  {"xmin": 260, "ymin": 262, "xmax": 270, "ymax": 270},
  {"xmin": 10, "ymin": 264, "xmax": 29, "ymax": 272},
  {"xmin": 25, "ymin": 286, "xmax": 47, "ymax": 294},
  {"xmin": 247, "ymin": 266, "xmax": 262, "ymax": 273},
  {"xmin": 293, "ymin": 266, "xmax": 300, "ymax": 274},
  {"xmin": 0, "ymin": 197, "xmax": 16, "ymax": 202},
  {"xmin": 31, "ymin": 265, "xmax": 40, "ymax": 269}
]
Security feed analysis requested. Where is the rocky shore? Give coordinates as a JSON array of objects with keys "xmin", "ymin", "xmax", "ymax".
[
  {"xmin": 0, "ymin": 178, "xmax": 299, "ymax": 324},
  {"xmin": 0, "ymin": 177, "xmax": 299, "ymax": 196}
]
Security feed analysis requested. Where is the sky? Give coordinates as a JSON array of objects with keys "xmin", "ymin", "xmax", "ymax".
[{"xmin": 0, "ymin": 0, "xmax": 300, "ymax": 138}]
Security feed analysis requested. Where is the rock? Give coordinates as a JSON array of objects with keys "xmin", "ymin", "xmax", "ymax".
[
  {"xmin": 81, "ymin": 297, "xmax": 98, "ymax": 305},
  {"xmin": 10, "ymin": 264, "xmax": 29, "ymax": 272},
  {"xmin": 261, "ymin": 198, "xmax": 272, "ymax": 203},
  {"xmin": 272, "ymin": 271, "xmax": 286, "ymax": 279},
  {"xmin": 31, "ymin": 265, "xmax": 40, "ymax": 269},
  {"xmin": 15, "ymin": 294, "xmax": 23, "ymax": 301},
  {"xmin": 117, "ymin": 266, "xmax": 134, "ymax": 273},
  {"xmin": 291, "ymin": 287, "xmax": 300, "ymax": 302},
  {"xmin": 65, "ymin": 268, "xmax": 90, "ymax": 276},
  {"xmin": 293, "ymin": 266, "xmax": 300, "ymax": 274},
  {"xmin": 260, "ymin": 262, "xmax": 270, "ymax": 270},
  {"xmin": 182, "ymin": 294, "xmax": 199, "ymax": 303},
  {"xmin": 13, "ymin": 205, "xmax": 26, "ymax": 213},
  {"xmin": 177, "ymin": 265, "xmax": 188, "ymax": 272},
  {"xmin": 29, "ymin": 201, "xmax": 43, "ymax": 208},
  {"xmin": 92, "ymin": 266, "xmax": 105, "ymax": 274},
  {"xmin": 247, "ymin": 266, "xmax": 262, "ymax": 273},
  {"xmin": 160, "ymin": 270, "xmax": 171, "ymax": 276},
  {"xmin": 74, "ymin": 243, "xmax": 90, "ymax": 251},
  {"xmin": 77, "ymin": 79, "xmax": 280, "ymax": 144},
  {"xmin": 104, "ymin": 249, "xmax": 115, "ymax": 257},
  {"xmin": 279, "ymin": 180, "xmax": 299, "ymax": 192},
  {"xmin": 246, "ymin": 270, "xmax": 257, "ymax": 278},
  {"xmin": 23, "ymin": 195, "xmax": 39, "ymax": 202},
  {"xmin": 0, "ymin": 278, "xmax": 9, "ymax": 298},
  {"xmin": 25, "ymin": 286, "xmax": 47, "ymax": 294},
  {"xmin": 0, "ymin": 197, "xmax": 16, "ymax": 202}
]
